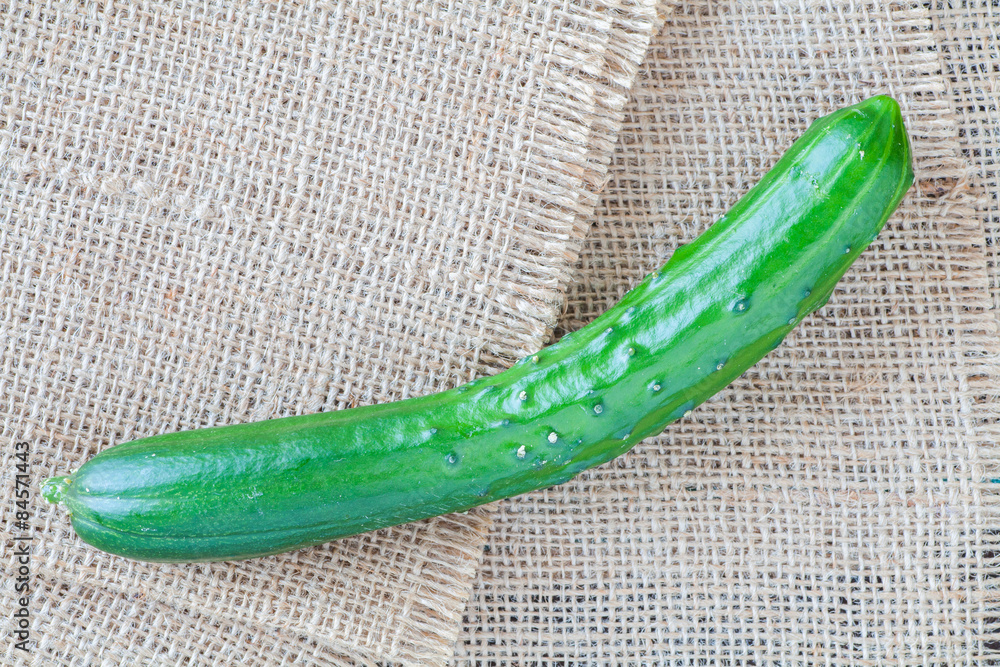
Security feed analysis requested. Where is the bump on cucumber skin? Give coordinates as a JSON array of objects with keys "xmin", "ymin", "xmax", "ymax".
[{"xmin": 49, "ymin": 96, "xmax": 914, "ymax": 563}]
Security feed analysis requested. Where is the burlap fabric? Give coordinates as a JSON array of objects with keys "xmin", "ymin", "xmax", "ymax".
[
  {"xmin": 0, "ymin": 1, "xmax": 660, "ymax": 665},
  {"xmin": 932, "ymin": 1, "xmax": 1000, "ymax": 318},
  {"xmin": 3, "ymin": 0, "xmax": 998, "ymax": 665},
  {"xmin": 456, "ymin": 1, "xmax": 1000, "ymax": 663}
]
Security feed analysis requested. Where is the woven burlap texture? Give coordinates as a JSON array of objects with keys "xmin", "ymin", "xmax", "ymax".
[
  {"xmin": 456, "ymin": 1, "xmax": 1000, "ymax": 664},
  {"xmin": 0, "ymin": 1, "xmax": 661, "ymax": 665},
  {"xmin": 932, "ymin": 1, "xmax": 1000, "ymax": 318}
]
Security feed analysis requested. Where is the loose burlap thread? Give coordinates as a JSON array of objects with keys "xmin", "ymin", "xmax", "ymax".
[
  {"xmin": 0, "ymin": 1, "xmax": 660, "ymax": 664},
  {"xmin": 456, "ymin": 1, "xmax": 1000, "ymax": 663}
]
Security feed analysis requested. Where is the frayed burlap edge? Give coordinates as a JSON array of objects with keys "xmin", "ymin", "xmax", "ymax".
[
  {"xmin": 454, "ymin": 0, "xmax": 1000, "ymax": 662},
  {"xmin": 0, "ymin": 1, "xmax": 665, "ymax": 665}
]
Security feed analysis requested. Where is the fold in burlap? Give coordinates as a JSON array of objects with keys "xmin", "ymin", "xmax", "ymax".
[
  {"xmin": 457, "ymin": 1, "xmax": 1000, "ymax": 663},
  {"xmin": 0, "ymin": 1, "xmax": 660, "ymax": 664}
]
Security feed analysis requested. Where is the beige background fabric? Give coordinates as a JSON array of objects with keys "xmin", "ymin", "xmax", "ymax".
[
  {"xmin": 932, "ymin": 1, "xmax": 1000, "ymax": 317},
  {"xmin": 456, "ymin": 1, "xmax": 1000, "ymax": 663},
  {"xmin": 0, "ymin": 1, "xmax": 659, "ymax": 664},
  {"xmin": 2, "ymin": 0, "xmax": 997, "ymax": 665}
]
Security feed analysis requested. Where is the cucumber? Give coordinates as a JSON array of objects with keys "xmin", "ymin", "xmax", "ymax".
[{"xmin": 43, "ymin": 96, "xmax": 913, "ymax": 563}]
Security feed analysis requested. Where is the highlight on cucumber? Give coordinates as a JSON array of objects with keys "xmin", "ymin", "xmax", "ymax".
[{"xmin": 43, "ymin": 96, "xmax": 914, "ymax": 562}]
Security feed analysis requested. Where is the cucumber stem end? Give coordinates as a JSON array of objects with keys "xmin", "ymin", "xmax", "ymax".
[{"xmin": 42, "ymin": 476, "xmax": 71, "ymax": 504}]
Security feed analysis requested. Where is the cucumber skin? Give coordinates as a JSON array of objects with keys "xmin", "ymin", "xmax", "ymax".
[{"xmin": 43, "ymin": 96, "xmax": 913, "ymax": 562}]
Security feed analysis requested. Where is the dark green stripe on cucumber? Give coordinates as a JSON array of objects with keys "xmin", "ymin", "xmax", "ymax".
[{"xmin": 43, "ymin": 96, "xmax": 913, "ymax": 563}]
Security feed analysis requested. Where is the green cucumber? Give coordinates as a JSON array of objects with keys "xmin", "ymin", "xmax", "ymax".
[{"xmin": 43, "ymin": 96, "xmax": 913, "ymax": 563}]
